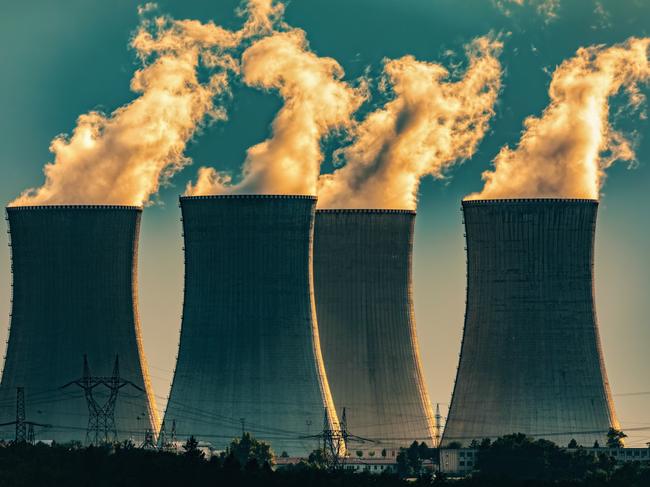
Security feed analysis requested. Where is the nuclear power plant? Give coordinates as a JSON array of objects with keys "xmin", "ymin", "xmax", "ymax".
[
  {"xmin": 442, "ymin": 199, "xmax": 619, "ymax": 447},
  {"xmin": 164, "ymin": 195, "xmax": 339, "ymax": 456},
  {"xmin": 313, "ymin": 210, "xmax": 436, "ymax": 452},
  {"xmin": 0, "ymin": 198, "xmax": 627, "ymax": 455},
  {"xmin": 0, "ymin": 205, "xmax": 158, "ymax": 443}
]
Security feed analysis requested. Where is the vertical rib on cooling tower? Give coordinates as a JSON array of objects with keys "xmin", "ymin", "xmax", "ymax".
[
  {"xmin": 164, "ymin": 195, "xmax": 339, "ymax": 456},
  {"xmin": 313, "ymin": 210, "xmax": 435, "ymax": 452},
  {"xmin": 0, "ymin": 205, "xmax": 158, "ymax": 442},
  {"xmin": 442, "ymin": 199, "xmax": 618, "ymax": 447}
]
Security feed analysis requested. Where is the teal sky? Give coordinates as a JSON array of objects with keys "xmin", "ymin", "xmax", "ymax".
[{"xmin": 1, "ymin": 0, "xmax": 649, "ymax": 445}]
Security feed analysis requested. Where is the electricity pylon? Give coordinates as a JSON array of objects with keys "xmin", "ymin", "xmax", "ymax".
[
  {"xmin": 141, "ymin": 429, "xmax": 156, "ymax": 449},
  {"xmin": 0, "ymin": 387, "xmax": 51, "ymax": 444},
  {"xmin": 435, "ymin": 403, "xmax": 442, "ymax": 448},
  {"xmin": 62, "ymin": 354, "xmax": 143, "ymax": 445},
  {"xmin": 157, "ymin": 418, "xmax": 177, "ymax": 451}
]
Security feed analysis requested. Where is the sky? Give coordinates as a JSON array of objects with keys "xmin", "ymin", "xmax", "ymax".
[{"xmin": 0, "ymin": 0, "xmax": 649, "ymax": 445}]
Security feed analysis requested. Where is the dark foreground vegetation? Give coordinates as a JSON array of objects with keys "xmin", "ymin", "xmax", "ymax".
[{"xmin": 0, "ymin": 433, "xmax": 649, "ymax": 487}]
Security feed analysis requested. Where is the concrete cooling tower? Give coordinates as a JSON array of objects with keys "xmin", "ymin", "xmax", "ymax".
[
  {"xmin": 443, "ymin": 199, "xmax": 619, "ymax": 447},
  {"xmin": 0, "ymin": 205, "xmax": 158, "ymax": 443},
  {"xmin": 313, "ymin": 210, "xmax": 436, "ymax": 454},
  {"xmin": 164, "ymin": 195, "xmax": 339, "ymax": 457}
]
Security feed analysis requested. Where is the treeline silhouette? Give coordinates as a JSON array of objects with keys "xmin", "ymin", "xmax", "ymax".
[{"xmin": 0, "ymin": 433, "xmax": 649, "ymax": 487}]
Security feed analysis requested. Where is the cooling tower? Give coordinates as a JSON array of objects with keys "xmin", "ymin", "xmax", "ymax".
[
  {"xmin": 313, "ymin": 210, "xmax": 436, "ymax": 453},
  {"xmin": 164, "ymin": 195, "xmax": 339, "ymax": 456},
  {"xmin": 442, "ymin": 199, "xmax": 618, "ymax": 447},
  {"xmin": 0, "ymin": 205, "xmax": 158, "ymax": 443}
]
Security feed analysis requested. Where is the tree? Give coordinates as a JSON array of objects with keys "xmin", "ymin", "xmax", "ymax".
[
  {"xmin": 381, "ymin": 448, "xmax": 387, "ymax": 458},
  {"xmin": 479, "ymin": 438, "xmax": 492, "ymax": 449},
  {"xmin": 182, "ymin": 436, "xmax": 204, "ymax": 460},
  {"xmin": 474, "ymin": 433, "xmax": 619, "ymax": 482},
  {"xmin": 606, "ymin": 428, "xmax": 627, "ymax": 448},
  {"xmin": 397, "ymin": 441, "xmax": 425, "ymax": 478},
  {"xmin": 356, "ymin": 450, "xmax": 363, "ymax": 458},
  {"xmin": 593, "ymin": 440, "xmax": 600, "ymax": 449},
  {"xmin": 446, "ymin": 441, "xmax": 462, "ymax": 449},
  {"xmin": 418, "ymin": 441, "xmax": 432, "ymax": 459},
  {"xmin": 568, "ymin": 439, "xmax": 579, "ymax": 449},
  {"xmin": 469, "ymin": 439, "xmax": 480, "ymax": 449},
  {"xmin": 227, "ymin": 432, "xmax": 274, "ymax": 467},
  {"xmin": 307, "ymin": 448, "xmax": 327, "ymax": 469}
]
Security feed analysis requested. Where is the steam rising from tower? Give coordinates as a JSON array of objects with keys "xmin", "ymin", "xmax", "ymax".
[
  {"xmin": 468, "ymin": 38, "xmax": 649, "ymax": 200},
  {"xmin": 443, "ymin": 199, "xmax": 619, "ymax": 447},
  {"xmin": 317, "ymin": 36, "xmax": 502, "ymax": 210},
  {"xmin": 313, "ymin": 210, "xmax": 435, "ymax": 450},
  {"xmin": 0, "ymin": 206, "xmax": 158, "ymax": 442},
  {"xmin": 186, "ymin": 28, "xmax": 365, "ymax": 196},
  {"xmin": 10, "ymin": 0, "xmax": 281, "ymax": 207},
  {"xmin": 164, "ymin": 195, "xmax": 339, "ymax": 456}
]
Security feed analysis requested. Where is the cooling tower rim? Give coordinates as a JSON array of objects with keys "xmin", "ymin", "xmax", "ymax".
[
  {"xmin": 462, "ymin": 198, "xmax": 598, "ymax": 206},
  {"xmin": 179, "ymin": 194, "xmax": 316, "ymax": 201},
  {"xmin": 316, "ymin": 208, "xmax": 416, "ymax": 215},
  {"xmin": 6, "ymin": 204, "xmax": 143, "ymax": 212}
]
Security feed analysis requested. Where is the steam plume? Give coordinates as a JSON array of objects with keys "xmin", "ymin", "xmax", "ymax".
[
  {"xmin": 468, "ymin": 38, "xmax": 650, "ymax": 200},
  {"xmin": 317, "ymin": 37, "xmax": 502, "ymax": 210},
  {"xmin": 493, "ymin": 0, "xmax": 560, "ymax": 21},
  {"xmin": 10, "ymin": 1, "xmax": 281, "ymax": 207},
  {"xmin": 186, "ymin": 29, "xmax": 366, "ymax": 196}
]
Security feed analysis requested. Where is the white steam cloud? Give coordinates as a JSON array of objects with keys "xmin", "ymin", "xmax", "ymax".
[
  {"xmin": 493, "ymin": 0, "xmax": 560, "ymax": 22},
  {"xmin": 468, "ymin": 38, "xmax": 650, "ymax": 201},
  {"xmin": 317, "ymin": 37, "xmax": 502, "ymax": 210},
  {"xmin": 186, "ymin": 29, "xmax": 365, "ymax": 197},
  {"xmin": 10, "ymin": 0, "xmax": 281, "ymax": 207}
]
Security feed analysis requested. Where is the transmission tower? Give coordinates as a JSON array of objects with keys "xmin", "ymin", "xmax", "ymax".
[
  {"xmin": 62, "ymin": 354, "xmax": 144, "ymax": 445},
  {"xmin": 170, "ymin": 419, "xmax": 177, "ymax": 446},
  {"xmin": 157, "ymin": 419, "xmax": 167, "ymax": 450},
  {"xmin": 334, "ymin": 408, "xmax": 375, "ymax": 460},
  {"xmin": 141, "ymin": 429, "xmax": 156, "ymax": 449},
  {"xmin": 157, "ymin": 418, "xmax": 177, "ymax": 451},
  {"xmin": 0, "ymin": 387, "xmax": 51, "ymax": 444},
  {"xmin": 435, "ymin": 403, "xmax": 442, "ymax": 448},
  {"xmin": 27, "ymin": 424, "xmax": 34, "ymax": 445},
  {"xmin": 299, "ymin": 408, "xmax": 376, "ymax": 469},
  {"xmin": 321, "ymin": 408, "xmax": 345, "ymax": 469},
  {"xmin": 15, "ymin": 387, "xmax": 26, "ymax": 443}
]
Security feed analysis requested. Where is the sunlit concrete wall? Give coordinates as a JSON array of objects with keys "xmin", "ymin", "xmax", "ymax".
[
  {"xmin": 313, "ymin": 210, "xmax": 435, "ymax": 452},
  {"xmin": 164, "ymin": 195, "xmax": 338, "ymax": 456},
  {"xmin": 443, "ymin": 199, "xmax": 618, "ymax": 447},
  {"xmin": 0, "ymin": 205, "xmax": 158, "ymax": 443}
]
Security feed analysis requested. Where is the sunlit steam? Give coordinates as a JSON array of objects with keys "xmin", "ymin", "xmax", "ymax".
[
  {"xmin": 186, "ymin": 29, "xmax": 366, "ymax": 196},
  {"xmin": 317, "ymin": 37, "xmax": 502, "ymax": 210},
  {"xmin": 492, "ymin": 0, "xmax": 560, "ymax": 22},
  {"xmin": 10, "ymin": 0, "xmax": 281, "ymax": 207},
  {"xmin": 467, "ymin": 38, "xmax": 650, "ymax": 201}
]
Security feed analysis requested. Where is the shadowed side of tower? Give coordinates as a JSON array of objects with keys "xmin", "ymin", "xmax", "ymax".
[
  {"xmin": 0, "ymin": 206, "xmax": 158, "ymax": 443},
  {"xmin": 313, "ymin": 210, "xmax": 435, "ymax": 452},
  {"xmin": 442, "ymin": 199, "xmax": 618, "ymax": 447},
  {"xmin": 164, "ymin": 195, "xmax": 338, "ymax": 456}
]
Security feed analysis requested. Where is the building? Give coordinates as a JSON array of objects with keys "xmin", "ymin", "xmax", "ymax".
[
  {"xmin": 274, "ymin": 455, "xmax": 400, "ymax": 474},
  {"xmin": 439, "ymin": 448, "xmax": 478, "ymax": 476},
  {"xmin": 0, "ymin": 205, "xmax": 158, "ymax": 443},
  {"xmin": 164, "ymin": 195, "xmax": 339, "ymax": 457},
  {"xmin": 313, "ymin": 210, "xmax": 436, "ymax": 454},
  {"xmin": 443, "ymin": 199, "xmax": 618, "ymax": 447}
]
